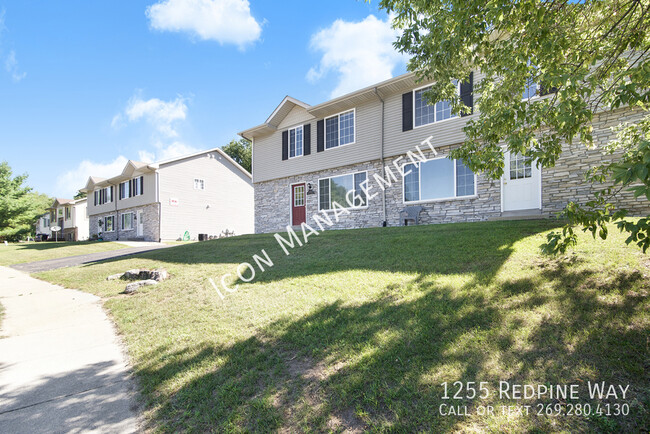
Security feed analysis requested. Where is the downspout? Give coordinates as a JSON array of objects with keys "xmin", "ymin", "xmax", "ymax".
[
  {"xmin": 156, "ymin": 170, "xmax": 161, "ymax": 242},
  {"xmin": 373, "ymin": 87, "xmax": 387, "ymax": 226},
  {"xmin": 114, "ymin": 184, "xmax": 119, "ymax": 240}
]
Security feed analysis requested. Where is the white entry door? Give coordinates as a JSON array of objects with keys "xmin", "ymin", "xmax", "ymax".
[
  {"xmin": 137, "ymin": 210, "xmax": 144, "ymax": 237},
  {"xmin": 502, "ymin": 152, "xmax": 541, "ymax": 211}
]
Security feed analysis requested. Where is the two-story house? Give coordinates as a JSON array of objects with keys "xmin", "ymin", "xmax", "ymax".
[
  {"xmin": 240, "ymin": 72, "xmax": 649, "ymax": 234},
  {"xmin": 81, "ymin": 147, "xmax": 254, "ymax": 242},
  {"xmin": 48, "ymin": 198, "xmax": 89, "ymax": 241}
]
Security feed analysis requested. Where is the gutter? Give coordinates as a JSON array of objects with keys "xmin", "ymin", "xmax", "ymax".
[{"xmin": 373, "ymin": 87, "xmax": 387, "ymax": 226}]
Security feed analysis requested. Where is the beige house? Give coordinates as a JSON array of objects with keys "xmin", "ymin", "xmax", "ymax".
[
  {"xmin": 48, "ymin": 198, "xmax": 89, "ymax": 241},
  {"xmin": 240, "ymin": 72, "xmax": 649, "ymax": 233},
  {"xmin": 81, "ymin": 148, "xmax": 253, "ymax": 242}
]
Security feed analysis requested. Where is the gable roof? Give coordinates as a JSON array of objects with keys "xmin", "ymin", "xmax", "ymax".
[
  {"xmin": 81, "ymin": 147, "xmax": 252, "ymax": 193},
  {"xmin": 150, "ymin": 147, "xmax": 251, "ymax": 179},
  {"xmin": 239, "ymin": 72, "xmax": 419, "ymax": 141}
]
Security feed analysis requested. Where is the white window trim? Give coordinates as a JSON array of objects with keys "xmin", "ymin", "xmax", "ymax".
[
  {"xmin": 521, "ymin": 79, "xmax": 541, "ymax": 102},
  {"xmin": 413, "ymin": 82, "xmax": 461, "ymax": 129},
  {"xmin": 194, "ymin": 178, "xmax": 205, "ymax": 190},
  {"xmin": 402, "ymin": 155, "xmax": 478, "ymax": 204},
  {"xmin": 324, "ymin": 108, "xmax": 356, "ymax": 150},
  {"xmin": 121, "ymin": 212, "xmax": 135, "ymax": 231},
  {"xmin": 103, "ymin": 215, "xmax": 116, "ymax": 233},
  {"xmin": 318, "ymin": 170, "xmax": 369, "ymax": 211},
  {"xmin": 288, "ymin": 125, "xmax": 304, "ymax": 159}
]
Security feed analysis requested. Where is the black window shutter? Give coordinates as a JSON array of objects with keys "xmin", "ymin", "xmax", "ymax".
[
  {"xmin": 140, "ymin": 176, "xmax": 144, "ymax": 194},
  {"xmin": 402, "ymin": 92, "xmax": 413, "ymax": 131},
  {"xmin": 129, "ymin": 180, "xmax": 134, "ymax": 197},
  {"xmin": 303, "ymin": 124, "xmax": 311, "ymax": 155},
  {"xmin": 282, "ymin": 131, "xmax": 289, "ymax": 160},
  {"xmin": 460, "ymin": 72, "xmax": 474, "ymax": 117},
  {"xmin": 539, "ymin": 84, "xmax": 558, "ymax": 96},
  {"xmin": 316, "ymin": 120, "xmax": 324, "ymax": 152}
]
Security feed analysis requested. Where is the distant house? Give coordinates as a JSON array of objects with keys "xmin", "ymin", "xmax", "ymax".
[
  {"xmin": 34, "ymin": 213, "xmax": 52, "ymax": 240},
  {"xmin": 81, "ymin": 148, "xmax": 253, "ymax": 242},
  {"xmin": 240, "ymin": 72, "xmax": 649, "ymax": 233},
  {"xmin": 48, "ymin": 198, "xmax": 89, "ymax": 241}
]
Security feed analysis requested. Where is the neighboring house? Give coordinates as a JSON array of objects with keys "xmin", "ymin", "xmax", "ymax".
[
  {"xmin": 240, "ymin": 72, "xmax": 649, "ymax": 234},
  {"xmin": 48, "ymin": 198, "xmax": 89, "ymax": 241},
  {"xmin": 34, "ymin": 213, "xmax": 52, "ymax": 239},
  {"xmin": 81, "ymin": 148, "xmax": 253, "ymax": 242}
]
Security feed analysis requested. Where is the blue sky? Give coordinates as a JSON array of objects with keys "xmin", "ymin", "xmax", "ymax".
[{"xmin": 0, "ymin": 0, "xmax": 407, "ymax": 198}]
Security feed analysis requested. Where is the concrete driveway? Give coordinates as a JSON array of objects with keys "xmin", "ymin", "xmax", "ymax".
[
  {"xmin": 10, "ymin": 244, "xmax": 170, "ymax": 273},
  {"xmin": 0, "ymin": 266, "xmax": 139, "ymax": 433}
]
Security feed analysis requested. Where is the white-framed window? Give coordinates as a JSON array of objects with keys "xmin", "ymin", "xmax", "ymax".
[
  {"xmin": 119, "ymin": 181, "xmax": 130, "ymax": 200},
  {"xmin": 403, "ymin": 157, "xmax": 476, "ymax": 203},
  {"xmin": 194, "ymin": 178, "xmax": 205, "ymax": 190},
  {"xmin": 94, "ymin": 186, "xmax": 114, "ymax": 205},
  {"xmin": 121, "ymin": 212, "xmax": 134, "ymax": 230},
  {"xmin": 522, "ymin": 78, "xmax": 538, "ymax": 100},
  {"xmin": 293, "ymin": 184, "xmax": 305, "ymax": 207},
  {"xmin": 289, "ymin": 125, "xmax": 303, "ymax": 158},
  {"xmin": 65, "ymin": 207, "xmax": 71, "ymax": 220},
  {"xmin": 414, "ymin": 82, "xmax": 459, "ymax": 128},
  {"xmin": 119, "ymin": 176, "xmax": 143, "ymax": 200},
  {"xmin": 318, "ymin": 171, "xmax": 367, "ymax": 210},
  {"xmin": 509, "ymin": 153, "xmax": 533, "ymax": 179},
  {"xmin": 325, "ymin": 109, "xmax": 355, "ymax": 149},
  {"xmin": 103, "ymin": 215, "xmax": 115, "ymax": 232}
]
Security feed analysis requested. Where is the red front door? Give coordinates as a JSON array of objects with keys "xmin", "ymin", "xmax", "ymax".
[{"xmin": 291, "ymin": 183, "xmax": 306, "ymax": 226}]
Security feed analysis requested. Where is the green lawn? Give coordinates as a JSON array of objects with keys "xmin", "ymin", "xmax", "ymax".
[
  {"xmin": 36, "ymin": 220, "xmax": 649, "ymax": 432},
  {"xmin": 0, "ymin": 241, "xmax": 128, "ymax": 266}
]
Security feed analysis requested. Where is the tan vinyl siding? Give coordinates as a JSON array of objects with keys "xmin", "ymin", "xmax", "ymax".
[
  {"xmin": 115, "ymin": 173, "xmax": 157, "ymax": 208},
  {"xmin": 252, "ymin": 71, "xmax": 484, "ymax": 183},
  {"xmin": 253, "ymin": 99, "xmax": 383, "ymax": 183},
  {"xmin": 158, "ymin": 152, "xmax": 253, "ymax": 240},
  {"xmin": 277, "ymin": 105, "xmax": 315, "ymax": 130},
  {"xmin": 86, "ymin": 173, "xmax": 156, "ymax": 216}
]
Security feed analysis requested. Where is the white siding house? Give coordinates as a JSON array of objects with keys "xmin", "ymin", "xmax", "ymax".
[{"xmin": 82, "ymin": 148, "xmax": 253, "ymax": 242}]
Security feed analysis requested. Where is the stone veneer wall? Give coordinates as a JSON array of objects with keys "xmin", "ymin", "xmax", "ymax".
[
  {"xmin": 542, "ymin": 107, "xmax": 650, "ymax": 217},
  {"xmin": 89, "ymin": 203, "xmax": 160, "ymax": 242},
  {"xmin": 254, "ymin": 107, "xmax": 649, "ymax": 234},
  {"xmin": 254, "ymin": 146, "xmax": 501, "ymax": 234}
]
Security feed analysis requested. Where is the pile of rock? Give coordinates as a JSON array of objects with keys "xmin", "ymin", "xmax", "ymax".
[{"xmin": 107, "ymin": 268, "xmax": 169, "ymax": 294}]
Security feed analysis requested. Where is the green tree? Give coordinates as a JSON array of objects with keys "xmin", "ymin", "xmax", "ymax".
[
  {"xmin": 73, "ymin": 190, "xmax": 87, "ymax": 200},
  {"xmin": 377, "ymin": 0, "xmax": 649, "ymax": 252},
  {"xmin": 222, "ymin": 139, "xmax": 252, "ymax": 173},
  {"xmin": 0, "ymin": 162, "xmax": 52, "ymax": 241}
]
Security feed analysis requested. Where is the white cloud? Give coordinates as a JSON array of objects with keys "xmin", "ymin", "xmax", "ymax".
[
  {"xmin": 114, "ymin": 95, "xmax": 188, "ymax": 137},
  {"xmin": 5, "ymin": 50, "xmax": 26, "ymax": 82},
  {"xmin": 56, "ymin": 156, "xmax": 129, "ymax": 198},
  {"xmin": 0, "ymin": 11, "xmax": 26, "ymax": 82},
  {"xmin": 138, "ymin": 141, "xmax": 199, "ymax": 163},
  {"xmin": 307, "ymin": 14, "xmax": 406, "ymax": 98},
  {"xmin": 146, "ymin": 0, "xmax": 262, "ymax": 48}
]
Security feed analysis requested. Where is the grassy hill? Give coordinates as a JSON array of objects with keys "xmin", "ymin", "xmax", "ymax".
[{"xmin": 36, "ymin": 220, "xmax": 649, "ymax": 432}]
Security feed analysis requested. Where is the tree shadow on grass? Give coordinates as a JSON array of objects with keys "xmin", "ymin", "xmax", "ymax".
[
  {"xmin": 89, "ymin": 220, "xmax": 565, "ymax": 287},
  {"xmin": 135, "ymin": 257, "xmax": 648, "ymax": 432}
]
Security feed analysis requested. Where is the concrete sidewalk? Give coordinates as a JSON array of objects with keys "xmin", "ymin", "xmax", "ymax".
[{"xmin": 0, "ymin": 266, "xmax": 139, "ymax": 433}]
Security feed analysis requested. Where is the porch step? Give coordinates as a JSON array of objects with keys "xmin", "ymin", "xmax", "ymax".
[
  {"xmin": 488, "ymin": 209, "xmax": 547, "ymax": 221},
  {"xmin": 125, "ymin": 237, "xmax": 145, "ymax": 241}
]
